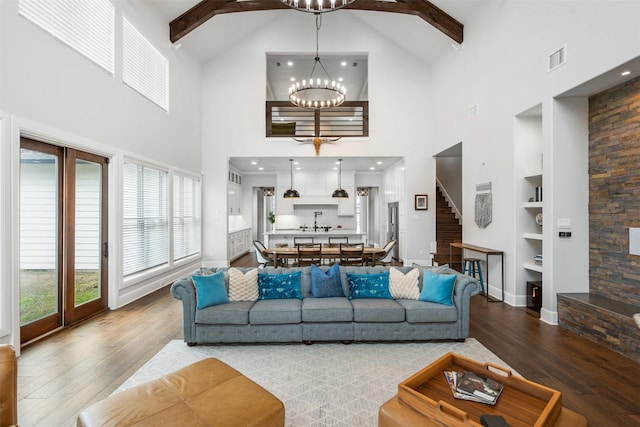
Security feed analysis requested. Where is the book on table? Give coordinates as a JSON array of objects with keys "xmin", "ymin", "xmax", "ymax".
[{"xmin": 444, "ymin": 370, "xmax": 504, "ymax": 405}]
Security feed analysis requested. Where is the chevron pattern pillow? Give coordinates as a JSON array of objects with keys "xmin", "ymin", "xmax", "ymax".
[
  {"xmin": 389, "ymin": 267, "xmax": 420, "ymax": 300},
  {"xmin": 228, "ymin": 268, "xmax": 258, "ymax": 301}
]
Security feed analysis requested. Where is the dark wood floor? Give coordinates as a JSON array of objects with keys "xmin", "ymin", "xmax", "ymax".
[{"xmin": 16, "ymin": 252, "xmax": 640, "ymax": 426}]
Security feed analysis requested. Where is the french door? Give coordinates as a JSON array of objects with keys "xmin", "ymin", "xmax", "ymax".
[{"xmin": 19, "ymin": 138, "xmax": 108, "ymax": 344}]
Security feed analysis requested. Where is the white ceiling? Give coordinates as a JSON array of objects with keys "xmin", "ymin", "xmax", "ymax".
[{"xmin": 229, "ymin": 156, "xmax": 402, "ymax": 174}]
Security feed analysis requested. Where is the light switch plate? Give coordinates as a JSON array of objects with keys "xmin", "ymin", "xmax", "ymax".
[
  {"xmin": 557, "ymin": 218, "xmax": 572, "ymax": 229},
  {"xmin": 630, "ymin": 228, "xmax": 640, "ymax": 256}
]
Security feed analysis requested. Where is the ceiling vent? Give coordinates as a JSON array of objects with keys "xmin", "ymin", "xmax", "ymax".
[{"xmin": 548, "ymin": 45, "xmax": 566, "ymax": 72}]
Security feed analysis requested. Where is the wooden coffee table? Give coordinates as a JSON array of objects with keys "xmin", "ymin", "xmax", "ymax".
[{"xmin": 379, "ymin": 352, "xmax": 587, "ymax": 427}]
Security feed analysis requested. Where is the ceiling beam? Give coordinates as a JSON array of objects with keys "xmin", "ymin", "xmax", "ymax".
[{"xmin": 170, "ymin": 0, "xmax": 463, "ymax": 44}]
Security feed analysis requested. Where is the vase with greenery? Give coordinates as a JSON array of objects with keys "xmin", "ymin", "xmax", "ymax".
[{"xmin": 267, "ymin": 211, "xmax": 276, "ymax": 231}]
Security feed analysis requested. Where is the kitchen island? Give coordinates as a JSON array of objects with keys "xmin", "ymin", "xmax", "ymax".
[{"xmin": 263, "ymin": 229, "xmax": 367, "ymax": 247}]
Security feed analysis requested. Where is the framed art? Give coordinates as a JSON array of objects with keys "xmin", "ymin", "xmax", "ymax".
[{"xmin": 415, "ymin": 194, "xmax": 428, "ymax": 210}]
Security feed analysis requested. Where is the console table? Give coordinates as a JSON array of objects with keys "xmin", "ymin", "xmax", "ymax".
[{"xmin": 449, "ymin": 242, "xmax": 504, "ymax": 302}]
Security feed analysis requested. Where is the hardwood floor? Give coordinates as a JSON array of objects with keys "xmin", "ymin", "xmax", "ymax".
[{"xmin": 15, "ymin": 253, "xmax": 640, "ymax": 426}]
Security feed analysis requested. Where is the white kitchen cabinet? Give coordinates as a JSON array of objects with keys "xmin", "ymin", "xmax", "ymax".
[
  {"xmin": 229, "ymin": 228, "xmax": 251, "ymax": 261},
  {"xmin": 228, "ymin": 171, "xmax": 242, "ymax": 215},
  {"xmin": 337, "ymin": 186, "xmax": 355, "ymax": 216}
]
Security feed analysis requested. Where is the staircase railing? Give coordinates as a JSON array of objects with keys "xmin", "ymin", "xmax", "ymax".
[{"xmin": 436, "ymin": 177, "xmax": 462, "ymax": 222}]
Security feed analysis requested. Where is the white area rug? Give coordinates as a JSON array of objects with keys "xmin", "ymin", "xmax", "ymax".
[{"xmin": 117, "ymin": 339, "xmax": 516, "ymax": 426}]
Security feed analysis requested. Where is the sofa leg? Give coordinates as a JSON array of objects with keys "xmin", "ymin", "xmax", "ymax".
[
  {"xmin": 187, "ymin": 342, "xmax": 197, "ymax": 347},
  {"xmin": 455, "ymin": 338, "xmax": 465, "ymax": 343},
  {"xmin": 341, "ymin": 340, "xmax": 352, "ymax": 345},
  {"xmin": 303, "ymin": 340, "xmax": 313, "ymax": 345}
]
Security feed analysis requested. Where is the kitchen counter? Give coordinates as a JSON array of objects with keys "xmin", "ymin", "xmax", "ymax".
[{"xmin": 263, "ymin": 229, "xmax": 367, "ymax": 246}]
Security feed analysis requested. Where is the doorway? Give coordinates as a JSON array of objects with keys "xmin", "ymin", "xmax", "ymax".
[
  {"xmin": 387, "ymin": 202, "xmax": 399, "ymax": 260},
  {"xmin": 19, "ymin": 138, "xmax": 108, "ymax": 344}
]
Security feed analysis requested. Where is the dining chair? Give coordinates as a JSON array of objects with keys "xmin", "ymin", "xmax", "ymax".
[
  {"xmin": 294, "ymin": 236, "xmax": 315, "ymax": 245},
  {"xmin": 253, "ymin": 240, "xmax": 274, "ymax": 268},
  {"xmin": 327, "ymin": 236, "xmax": 348, "ymax": 247},
  {"xmin": 339, "ymin": 243, "xmax": 365, "ymax": 266},
  {"xmin": 371, "ymin": 240, "xmax": 396, "ymax": 266},
  {"xmin": 294, "ymin": 243, "xmax": 322, "ymax": 267}
]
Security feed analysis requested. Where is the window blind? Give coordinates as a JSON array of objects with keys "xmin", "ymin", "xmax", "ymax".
[
  {"xmin": 18, "ymin": 0, "xmax": 115, "ymax": 74},
  {"xmin": 122, "ymin": 16, "xmax": 169, "ymax": 111},
  {"xmin": 122, "ymin": 161, "xmax": 168, "ymax": 276},
  {"xmin": 173, "ymin": 174, "xmax": 201, "ymax": 261}
]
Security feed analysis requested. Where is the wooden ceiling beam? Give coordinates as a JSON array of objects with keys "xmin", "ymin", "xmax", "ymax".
[{"xmin": 170, "ymin": 0, "xmax": 463, "ymax": 44}]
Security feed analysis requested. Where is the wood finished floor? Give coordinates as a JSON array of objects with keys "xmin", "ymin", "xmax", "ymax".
[{"xmin": 16, "ymin": 253, "xmax": 640, "ymax": 427}]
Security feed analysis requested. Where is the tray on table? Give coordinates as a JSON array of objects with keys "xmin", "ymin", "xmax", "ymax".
[{"xmin": 398, "ymin": 352, "xmax": 562, "ymax": 427}]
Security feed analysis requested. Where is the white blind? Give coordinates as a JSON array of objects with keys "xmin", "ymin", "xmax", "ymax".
[
  {"xmin": 18, "ymin": 0, "xmax": 115, "ymax": 74},
  {"xmin": 173, "ymin": 174, "xmax": 201, "ymax": 261},
  {"xmin": 122, "ymin": 16, "xmax": 169, "ymax": 111},
  {"xmin": 122, "ymin": 161, "xmax": 168, "ymax": 276}
]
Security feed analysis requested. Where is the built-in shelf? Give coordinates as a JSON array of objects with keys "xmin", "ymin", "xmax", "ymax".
[
  {"xmin": 524, "ymin": 170, "xmax": 543, "ymax": 179},
  {"xmin": 524, "ymin": 262, "xmax": 543, "ymax": 273},
  {"xmin": 523, "ymin": 202, "xmax": 543, "ymax": 209},
  {"xmin": 524, "ymin": 232, "xmax": 543, "ymax": 240}
]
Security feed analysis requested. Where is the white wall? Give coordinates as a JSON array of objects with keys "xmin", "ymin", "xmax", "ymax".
[
  {"xmin": 0, "ymin": 0, "xmax": 203, "ymax": 347},
  {"xmin": 202, "ymin": 12, "xmax": 435, "ymax": 267},
  {"xmin": 431, "ymin": 1, "xmax": 640, "ymax": 321}
]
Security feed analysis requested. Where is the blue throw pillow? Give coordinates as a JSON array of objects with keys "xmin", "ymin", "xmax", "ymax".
[
  {"xmin": 419, "ymin": 269, "xmax": 456, "ymax": 306},
  {"xmin": 346, "ymin": 272, "xmax": 392, "ymax": 299},
  {"xmin": 258, "ymin": 271, "xmax": 302, "ymax": 300},
  {"xmin": 311, "ymin": 263, "xmax": 344, "ymax": 298},
  {"xmin": 192, "ymin": 271, "xmax": 229, "ymax": 310}
]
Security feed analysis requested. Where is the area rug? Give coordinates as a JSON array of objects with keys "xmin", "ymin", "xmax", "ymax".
[{"xmin": 117, "ymin": 339, "xmax": 516, "ymax": 426}]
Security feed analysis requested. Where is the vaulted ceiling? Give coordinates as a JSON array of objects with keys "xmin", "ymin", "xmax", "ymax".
[{"xmin": 168, "ymin": 0, "xmax": 464, "ymax": 44}]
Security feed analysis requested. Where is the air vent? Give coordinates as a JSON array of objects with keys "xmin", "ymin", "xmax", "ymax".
[{"xmin": 548, "ymin": 45, "xmax": 566, "ymax": 72}]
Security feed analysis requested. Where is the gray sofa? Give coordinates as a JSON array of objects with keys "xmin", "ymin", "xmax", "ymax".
[{"xmin": 170, "ymin": 265, "xmax": 480, "ymax": 345}]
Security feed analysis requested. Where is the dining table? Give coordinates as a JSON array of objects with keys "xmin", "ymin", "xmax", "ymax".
[{"xmin": 265, "ymin": 246, "xmax": 386, "ymax": 267}]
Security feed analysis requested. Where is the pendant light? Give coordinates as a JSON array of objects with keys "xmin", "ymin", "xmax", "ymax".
[
  {"xmin": 332, "ymin": 158, "xmax": 348, "ymax": 198},
  {"xmin": 283, "ymin": 159, "xmax": 300, "ymax": 198}
]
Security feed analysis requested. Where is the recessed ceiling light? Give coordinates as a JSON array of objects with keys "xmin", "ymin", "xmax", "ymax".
[
  {"xmin": 369, "ymin": 167, "xmax": 375, "ymax": 170},
  {"xmin": 376, "ymin": 161, "xmax": 383, "ymax": 165},
  {"xmin": 290, "ymin": 77, "xmax": 295, "ymax": 81},
  {"xmin": 287, "ymin": 61, "xmax": 293, "ymax": 66},
  {"xmin": 258, "ymin": 167, "xmax": 264, "ymax": 171},
  {"xmin": 338, "ymin": 77, "xmax": 343, "ymax": 82},
  {"xmin": 293, "ymin": 161, "xmax": 299, "ymax": 165},
  {"xmin": 621, "ymin": 70, "xmax": 631, "ymax": 76},
  {"xmin": 251, "ymin": 161, "xmax": 257, "ymax": 165},
  {"xmin": 341, "ymin": 61, "xmax": 347, "ymax": 66},
  {"xmin": 333, "ymin": 167, "xmax": 338, "ymax": 170},
  {"xmin": 335, "ymin": 161, "xmax": 340, "ymax": 165},
  {"xmin": 295, "ymin": 167, "xmax": 301, "ymax": 171}
]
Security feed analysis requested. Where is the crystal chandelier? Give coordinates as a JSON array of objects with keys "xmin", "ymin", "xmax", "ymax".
[
  {"xmin": 288, "ymin": 15, "xmax": 346, "ymax": 110},
  {"xmin": 280, "ymin": 0, "xmax": 354, "ymax": 14}
]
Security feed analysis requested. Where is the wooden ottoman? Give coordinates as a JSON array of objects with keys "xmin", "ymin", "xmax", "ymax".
[{"xmin": 77, "ymin": 358, "xmax": 284, "ymax": 427}]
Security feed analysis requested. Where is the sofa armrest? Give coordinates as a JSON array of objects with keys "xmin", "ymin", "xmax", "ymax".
[{"xmin": 170, "ymin": 276, "xmax": 198, "ymax": 343}]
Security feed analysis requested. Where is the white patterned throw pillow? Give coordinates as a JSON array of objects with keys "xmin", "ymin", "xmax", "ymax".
[
  {"xmin": 228, "ymin": 268, "xmax": 258, "ymax": 301},
  {"xmin": 389, "ymin": 267, "xmax": 420, "ymax": 300}
]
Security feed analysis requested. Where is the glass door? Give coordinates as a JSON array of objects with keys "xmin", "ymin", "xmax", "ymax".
[{"xmin": 20, "ymin": 138, "xmax": 108, "ymax": 344}]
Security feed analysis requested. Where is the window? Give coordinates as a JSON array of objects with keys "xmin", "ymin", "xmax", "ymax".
[
  {"xmin": 122, "ymin": 16, "xmax": 169, "ymax": 111},
  {"xmin": 18, "ymin": 0, "xmax": 115, "ymax": 74},
  {"xmin": 173, "ymin": 173, "xmax": 201, "ymax": 261},
  {"xmin": 122, "ymin": 160, "xmax": 168, "ymax": 277}
]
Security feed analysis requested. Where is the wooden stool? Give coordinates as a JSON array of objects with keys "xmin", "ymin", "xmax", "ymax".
[
  {"xmin": 77, "ymin": 358, "xmax": 284, "ymax": 427},
  {"xmin": 463, "ymin": 257, "xmax": 485, "ymax": 294}
]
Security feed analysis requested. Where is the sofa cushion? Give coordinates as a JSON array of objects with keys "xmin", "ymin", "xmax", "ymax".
[
  {"xmin": 310, "ymin": 264, "xmax": 344, "ymax": 298},
  {"xmin": 192, "ymin": 272, "xmax": 229, "ymax": 310},
  {"xmin": 389, "ymin": 267, "xmax": 420, "ymax": 300},
  {"xmin": 346, "ymin": 272, "xmax": 392, "ymax": 300},
  {"xmin": 195, "ymin": 301, "xmax": 255, "ymax": 325},
  {"xmin": 351, "ymin": 299, "xmax": 405, "ymax": 323},
  {"xmin": 228, "ymin": 268, "xmax": 259, "ymax": 302},
  {"xmin": 249, "ymin": 299, "xmax": 302, "ymax": 325},
  {"xmin": 258, "ymin": 271, "xmax": 302, "ymax": 300},
  {"xmin": 420, "ymin": 270, "xmax": 456, "ymax": 306},
  {"xmin": 302, "ymin": 297, "xmax": 353, "ymax": 322},
  {"xmin": 397, "ymin": 299, "xmax": 458, "ymax": 323}
]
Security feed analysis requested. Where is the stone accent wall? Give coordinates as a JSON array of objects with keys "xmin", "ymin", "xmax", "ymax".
[{"xmin": 589, "ymin": 75, "xmax": 640, "ymax": 308}]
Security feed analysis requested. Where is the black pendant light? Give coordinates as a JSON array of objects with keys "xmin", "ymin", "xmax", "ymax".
[
  {"xmin": 332, "ymin": 158, "xmax": 349, "ymax": 198},
  {"xmin": 283, "ymin": 159, "xmax": 300, "ymax": 198}
]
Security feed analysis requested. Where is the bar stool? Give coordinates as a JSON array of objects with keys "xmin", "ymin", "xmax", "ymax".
[{"xmin": 463, "ymin": 258, "xmax": 485, "ymax": 294}]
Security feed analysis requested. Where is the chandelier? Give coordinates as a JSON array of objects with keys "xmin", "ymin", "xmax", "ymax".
[
  {"xmin": 288, "ymin": 15, "xmax": 346, "ymax": 109},
  {"xmin": 280, "ymin": 0, "xmax": 355, "ymax": 14}
]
